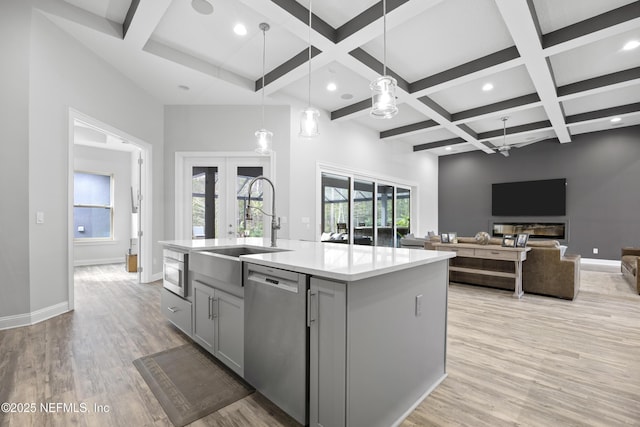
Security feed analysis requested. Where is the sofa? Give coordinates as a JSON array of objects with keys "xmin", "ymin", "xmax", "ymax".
[
  {"xmin": 621, "ymin": 247, "xmax": 640, "ymax": 294},
  {"xmin": 425, "ymin": 235, "xmax": 581, "ymax": 300}
]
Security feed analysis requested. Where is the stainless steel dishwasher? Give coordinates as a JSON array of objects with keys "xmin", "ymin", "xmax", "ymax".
[{"xmin": 244, "ymin": 263, "xmax": 309, "ymax": 425}]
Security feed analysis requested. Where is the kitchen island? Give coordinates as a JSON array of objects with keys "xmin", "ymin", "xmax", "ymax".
[{"xmin": 160, "ymin": 238, "xmax": 455, "ymax": 427}]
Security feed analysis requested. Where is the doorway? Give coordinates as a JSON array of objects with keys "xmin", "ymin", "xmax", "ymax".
[{"xmin": 68, "ymin": 109, "xmax": 153, "ymax": 310}]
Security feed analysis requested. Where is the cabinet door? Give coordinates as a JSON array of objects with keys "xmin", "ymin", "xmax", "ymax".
[
  {"xmin": 193, "ymin": 280, "xmax": 215, "ymax": 352},
  {"xmin": 309, "ymin": 278, "xmax": 346, "ymax": 427},
  {"xmin": 214, "ymin": 288, "xmax": 244, "ymax": 376}
]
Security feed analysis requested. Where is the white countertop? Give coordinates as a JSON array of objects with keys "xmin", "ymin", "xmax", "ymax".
[{"xmin": 160, "ymin": 238, "xmax": 455, "ymax": 282}]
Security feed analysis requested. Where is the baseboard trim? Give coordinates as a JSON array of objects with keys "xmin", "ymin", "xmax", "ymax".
[
  {"xmin": 74, "ymin": 257, "xmax": 123, "ymax": 267},
  {"xmin": 30, "ymin": 302, "xmax": 70, "ymax": 325},
  {"xmin": 581, "ymin": 258, "xmax": 620, "ymax": 267},
  {"xmin": 149, "ymin": 272, "xmax": 163, "ymax": 283},
  {"xmin": 0, "ymin": 302, "xmax": 70, "ymax": 331},
  {"xmin": 391, "ymin": 372, "xmax": 448, "ymax": 427}
]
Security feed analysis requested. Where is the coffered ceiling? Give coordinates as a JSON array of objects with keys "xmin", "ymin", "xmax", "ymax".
[{"xmin": 35, "ymin": 0, "xmax": 640, "ymax": 156}]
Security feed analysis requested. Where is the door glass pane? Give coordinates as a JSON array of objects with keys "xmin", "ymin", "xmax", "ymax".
[
  {"xmin": 353, "ymin": 180, "xmax": 374, "ymax": 246},
  {"xmin": 321, "ymin": 173, "xmax": 350, "ymax": 242},
  {"xmin": 396, "ymin": 187, "xmax": 411, "ymax": 246},
  {"xmin": 192, "ymin": 166, "xmax": 218, "ymax": 239},
  {"xmin": 237, "ymin": 166, "xmax": 263, "ymax": 237},
  {"xmin": 377, "ymin": 184, "xmax": 394, "ymax": 247}
]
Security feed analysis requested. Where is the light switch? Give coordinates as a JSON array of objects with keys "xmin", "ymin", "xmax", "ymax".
[
  {"xmin": 36, "ymin": 211, "xmax": 44, "ymax": 224},
  {"xmin": 415, "ymin": 294, "xmax": 423, "ymax": 317}
]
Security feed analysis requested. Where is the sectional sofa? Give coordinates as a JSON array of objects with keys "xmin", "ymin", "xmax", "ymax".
[{"xmin": 621, "ymin": 247, "xmax": 640, "ymax": 294}]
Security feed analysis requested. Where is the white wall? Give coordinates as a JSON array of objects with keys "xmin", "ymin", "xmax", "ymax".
[
  {"xmin": 163, "ymin": 105, "xmax": 291, "ymax": 240},
  {"xmin": 73, "ymin": 145, "xmax": 134, "ymax": 265},
  {"xmin": 26, "ymin": 10, "xmax": 164, "ymax": 314},
  {"xmin": 285, "ymin": 98, "xmax": 439, "ymax": 241}
]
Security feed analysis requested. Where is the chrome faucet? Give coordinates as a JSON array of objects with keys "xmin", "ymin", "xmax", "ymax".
[{"xmin": 246, "ymin": 176, "xmax": 280, "ymax": 247}]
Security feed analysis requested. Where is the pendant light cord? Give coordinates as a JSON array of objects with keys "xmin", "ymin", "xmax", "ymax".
[
  {"xmin": 307, "ymin": 0, "xmax": 312, "ymax": 108},
  {"xmin": 383, "ymin": 0, "xmax": 387, "ymax": 76},
  {"xmin": 261, "ymin": 27, "xmax": 266, "ymax": 127}
]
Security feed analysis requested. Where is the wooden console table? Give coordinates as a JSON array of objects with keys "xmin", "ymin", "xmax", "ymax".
[{"xmin": 431, "ymin": 243, "xmax": 531, "ymax": 298}]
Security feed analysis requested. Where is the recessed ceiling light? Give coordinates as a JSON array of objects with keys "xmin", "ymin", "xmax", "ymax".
[
  {"xmin": 482, "ymin": 83, "xmax": 494, "ymax": 92},
  {"xmin": 610, "ymin": 117, "xmax": 622, "ymax": 123},
  {"xmin": 233, "ymin": 23, "xmax": 247, "ymax": 36},
  {"xmin": 341, "ymin": 93, "xmax": 353, "ymax": 100},
  {"xmin": 445, "ymin": 146, "xmax": 452, "ymax": 151},
  {"xmin": 178, "ymin": 85, "xmax": 190, "ymax": 91},
  {"xmin": 622, "ymin": 40, "xmax": 640, "ymax": 51},
  {"xmin": 191, "ymin": 0, "xmax": 213, "ymax": 15},
  {"xmin": 326, "ymin": 82, "xmax": 337, "ymax": 92}
]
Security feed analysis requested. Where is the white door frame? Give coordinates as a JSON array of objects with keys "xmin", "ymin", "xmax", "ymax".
[
  {"xmin": 175, "ymin": 152, "xmax": 274, "ymax": 240},
  {"xmin": 67, "ymin": 109, "xmax": 154, "ymax": 309}
]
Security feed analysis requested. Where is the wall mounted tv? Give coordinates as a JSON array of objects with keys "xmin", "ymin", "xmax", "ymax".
[{"xmin": 492, "ymin": 178, "xmax": 566, "ymax": 216}]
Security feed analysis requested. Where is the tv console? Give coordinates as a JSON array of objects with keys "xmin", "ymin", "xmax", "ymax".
[{"xmin": 432, "ymin": 242, "xmax": 531, "ymax": 298}]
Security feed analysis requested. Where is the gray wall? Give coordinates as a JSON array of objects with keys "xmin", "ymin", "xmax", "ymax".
[
  {"xmin": 438, "ymin": 125, "xmax": 640, "ymax": 260},
  {"xmin": 0, "ymin": 0, "xmax": 31, "ymax": 317}
]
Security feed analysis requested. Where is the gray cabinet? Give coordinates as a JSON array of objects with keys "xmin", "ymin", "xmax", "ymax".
[
  {"xmin": 215, "ymin": 289, "xmax": 244, "ymax": 374},
  {"xmin": 193, "ymin": 280, "xmax": 244, "ymax": 376},
  {"xmin": 193, "ymin": 280, "xmax": 215, "ymax": 351},
  {"xmin": 309, "ymin": 278, "xmax": 346, "ymax": 427},
  {"xmin": 161, "ymin": 288, "xmax": 192, "ymax": 336}
]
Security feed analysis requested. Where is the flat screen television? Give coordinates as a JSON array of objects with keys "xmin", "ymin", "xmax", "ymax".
[{"xmin": 492, "ymin": 178, "xmax": 566, "ymax": 216}]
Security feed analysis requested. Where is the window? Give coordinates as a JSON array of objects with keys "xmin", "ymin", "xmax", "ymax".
[
  {"xmin": 396, "ymin": 187, "xmax": 411, "ymax": 239},
  {"xmin": 74, "ymin": 172, "xmax": 113, "ymax": 239},
  {"xmin": 319, "ymin": 169, "xmax": 413, "ymax": 247},
  {"xmin": 322, "ymin": 173, "xmax": 350, "ymax": 235}
]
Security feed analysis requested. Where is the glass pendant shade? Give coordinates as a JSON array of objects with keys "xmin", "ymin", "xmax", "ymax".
[
  {"xmin": 299, "ymin": 107, "xmax": 319, "ymax": 138},
  {"xmin": 370, "ymin": 75, "xmax": 398, "ymax": 119},
  {"xmin": 255, "ymin": 128, "xmax": 273, "ymax": 154}
]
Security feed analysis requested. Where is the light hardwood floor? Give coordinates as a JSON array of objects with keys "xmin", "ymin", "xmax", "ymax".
[{"xmin": 1, "ymin": 264, "xmax": 639, "ymax": 426}]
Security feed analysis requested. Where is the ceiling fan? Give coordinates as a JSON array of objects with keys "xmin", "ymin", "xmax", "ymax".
[{"xmin": 492, "ymin": 117, "xmax": 544, "ymax": 157}]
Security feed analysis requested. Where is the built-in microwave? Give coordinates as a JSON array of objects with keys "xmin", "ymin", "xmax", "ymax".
[{"xmin": 163, "ymin": 249, "xmax": 188, "ymax": 297}]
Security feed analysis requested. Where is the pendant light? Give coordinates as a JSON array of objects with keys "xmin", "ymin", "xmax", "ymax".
[
  {"xmin": 370, "ymin": 0, "xmax": 398, "ymax": 119},
  {"xmin": 255, "ymin": 23, "xmax": 273, "ymax": 155},
  {"xmin": 299, "ymin": 0, "xmax": 319, "ymax": 138}
]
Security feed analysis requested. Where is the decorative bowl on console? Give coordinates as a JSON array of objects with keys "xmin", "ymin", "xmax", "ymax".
[{"xmin": 474, "ymin": 231, "xmax": 491, "ymax": 245}]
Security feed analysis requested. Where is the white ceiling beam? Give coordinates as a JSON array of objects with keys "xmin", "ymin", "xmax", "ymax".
[
  {"xmin": 495, "ymin": 0, "xmax": 572, "ymax": 143},
  {"xmin": 143, "ymin": 40, "xmax": 254, "ymax": 91},
  {"xmin": 542, "ymin": 3, "xmax": 640, "ymax": 58},
  {"xmin": 32, "ymin": 0, "xmax": 121, "ymax": 39},
  {"xmin": 121, "ymin": 0, "xmax": 172, "ymax": 50},
  {"xmin": 247, "ymin": 0, "xmax": 445, "ymax": 97},
  {"xmin": 411, "ymin": 57, "xmax": 524, "ymax": 98}
]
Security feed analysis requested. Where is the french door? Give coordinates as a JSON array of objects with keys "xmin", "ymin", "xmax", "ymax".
[{"xmin": 178, "ymin": 155, "xmax": 271, "ymax": 240}]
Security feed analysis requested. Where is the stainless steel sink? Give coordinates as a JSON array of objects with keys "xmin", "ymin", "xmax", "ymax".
[
  {"xmin": 190, "ymin": 246, "xmax": 287, "ymax": 289},
  {"xmin": 201, "ymin": 246, "xmax": 285, "ymax": 258}
]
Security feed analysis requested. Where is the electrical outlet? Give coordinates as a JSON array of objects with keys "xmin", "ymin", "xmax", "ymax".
[
  {"xmin": 415, "ymin": 294, "xmax": 423, "ymax": 317},
  {"xmin": 36, "ymin": 211, "xmax": 44, "ymax": 224},
  {"xmin": 593, "ymin": 248, "xmax": 599, "ymax": 254}
]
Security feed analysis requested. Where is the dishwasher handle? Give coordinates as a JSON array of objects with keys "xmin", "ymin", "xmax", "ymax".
[
  {"xmin": 246, "ymin": 271, "xmax": 299, "ymax": 293},
  {"xmin": 307, "ymin": 290, "xmax": 317, "ymax": 327}
]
